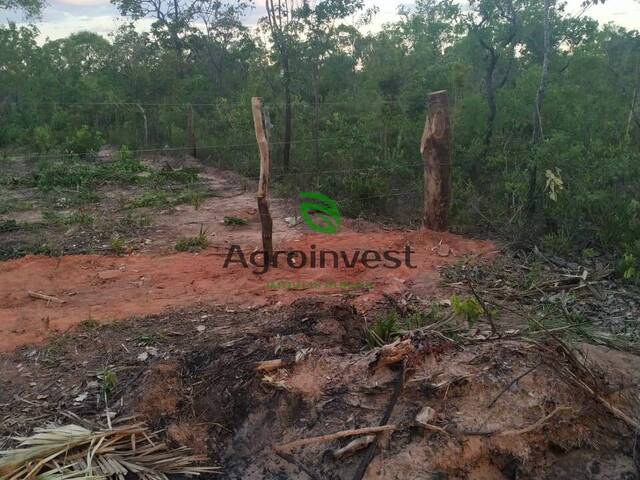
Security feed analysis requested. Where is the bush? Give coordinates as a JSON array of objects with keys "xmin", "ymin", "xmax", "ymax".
[
  {"xmin": 32, "ymin": 126, "xmax": 52, "ymax": 153},
  {"xmin": 64, "ymin": 125, "xmax": 104, "ymax": 156}
]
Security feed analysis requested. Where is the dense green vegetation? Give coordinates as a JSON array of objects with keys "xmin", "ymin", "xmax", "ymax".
[{"xmin": 1, "ymin": 0, "xmax": 639, "ymax": 277}]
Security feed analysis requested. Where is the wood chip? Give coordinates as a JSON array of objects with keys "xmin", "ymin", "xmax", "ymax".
[
  {"xmin": 28, "ymin": 291, "xmax": 66, "ymax": 304},
  {"xmin": 256, "ymin": 359, "xmax": 285, "ymax": 372},
  {"xmin": 332, "ymin": 435, "xmax": 375, "ymax": 460}
]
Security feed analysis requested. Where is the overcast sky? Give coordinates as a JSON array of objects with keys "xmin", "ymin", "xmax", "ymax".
[{"xmin": 2, "ymin": 0, "xmax": 639, "ymax": 43}]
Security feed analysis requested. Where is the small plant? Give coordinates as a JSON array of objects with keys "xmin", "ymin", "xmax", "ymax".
[
  {"xmin": 113, "ymin": 145, "xmax": 144, "ymax": 174},
  {"xmin": 44, "ymin": 210, "xmax": 95, "ymax": 227},
  {"xmin": 0, "ymin": 219, "xmax": 19, "ymax": 232},
  {"xmin": 42, "ymin": 210, "xmax": 65, "ymax": 226},
  {"xmin": 118, "ymin": 212, "xmax": 152, "ymax": 229},
  {"xmin": 175, "ymin": 225, "xmax": 209, "ymax": 252},
  {"xmin": 135, "ymin": 332, "xmax": 165, "ymax": 346},
  {"xmin": 618, "ymin": 253, "xmax": 638, "ymax": 283},
  {"xmin": 65, "ymin": 190, "xmax": 101, "ymax": 206},
  {"xmin": 35, "ymin": 242, "xmax": 63, "ymax": 257},
  {"xmin": 224, "ymin": 215, "xmax": 248, "ymax": 226},
  {"xmin": 273, "ymin": 181, "xmax": 298, "ymax": 198},
  {"xmin": 110, "ymin": 236, "xmax": 126, "ymax": 255},
  {"xmin": 128, "ymin": 191, "xmax": 169, "ymax": 209},
  {"xmin": 366, "ymin": 311, "xmax": 400, "ymax": 348},
  {"xmin": 542, "ymin": 231, "xmax": 572, "ymax": 256},
  {"xmin": 0, "ymin": 198, "xmax": 33, "ymax": 214},
  {"xmin": 32, "ymin": 125, "xmax": 52, "ymax": 153},
  {"xmin": 190, "ymin": 192, "xmax": 204, "ymax": 210},
  {"xmin": 79, "ymin": 318, "xmax": 99, "ymax": 331},
  {"xmin": 98, "ymin": 368, "xmax": 118, "ymax": 396},
  {"xmin": 404, "ymin": 311, "xmax": 428, "ymax": 330},
  {"xmin": 67, "ymin": 211, "xmax": 95, "ymax": 227},
  {"xmin": 41, "ymin": 345, "xmax": 60, "ymax": 368},
  {"xmin": 544, "ymin": 167, "xmax": 564, "ymax": 201},
  {"xmin": 451, "ymin": 295, "xmax": 482, "ymax": 327},
  {"xmin": 148, "ymin": 168, "xmax": 199, "ymax": 185},
  {"xmin": 405, "ymin": 303, "xmax": 443, "ymax": 329}
]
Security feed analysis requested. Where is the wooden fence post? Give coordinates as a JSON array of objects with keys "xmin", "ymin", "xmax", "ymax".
[
  {"xmin": 251, "ymin": 97, "xmax": 274, "ymax": 263},
  {"xmin": 136, "ymin": 103, "xmax": 149, "ymax": 147},
  {"xmin": 187, "ymin": 103, "xmax": 196, "ymax": 157},
  {"xmin": 421, "ymin": 90, "xmax": 451, "ymax": 231}
]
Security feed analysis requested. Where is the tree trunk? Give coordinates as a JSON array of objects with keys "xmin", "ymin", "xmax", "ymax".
[
  {"xmin": 252, "ymin": 97, "xmax": 273, "ymax": 261},
  {"xmin": 313, "ymin": 63, "xmax": 320, "ymax": 167},
  {"xmin": 532, "ymin": 0, "xmax": 551, "ymax": 144},
  {"xmin": 422, "ymin": 90, "xmax": 452, "ymax": 232},
  {"xmin": 527, "ymin": 0, "xmax": 552, "ymax": 217},
  {"xmin": 626, "ymin": 65, "xmax": 640, "ymax": 138},
  {"xmin": 282, "ymin": 48, "xmax": 292, "ymax": 173},
  {"xmin": 136, "ymin": 103, "xmax": 148, "ymax": 147},
  {"xmin": 481, "ymin": 49, "xmax": 499, "ymax": 163},
  {"xmin": 187, "ymin": 103, "xmax": 196, "ymax": 157}
]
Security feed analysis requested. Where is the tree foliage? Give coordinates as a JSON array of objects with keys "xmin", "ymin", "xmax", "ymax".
[{"xmin": 1, "ymin": 0, "xmax": 639, "ymax": 264}]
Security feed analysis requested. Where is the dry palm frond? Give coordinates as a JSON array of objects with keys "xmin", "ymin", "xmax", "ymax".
[{"xmin": 0, "ymin": 422, "xmax": 219, "ymax": 480}]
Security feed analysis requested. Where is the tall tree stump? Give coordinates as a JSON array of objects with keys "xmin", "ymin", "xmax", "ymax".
[
  {"xmin": 187, "ymin": 103, "xmax": 196, "ymax": 157},
  {"xmin": 251, "ymin": 97, "xmax": 273, "ymax": 262},
  {"xmin": 421, "ymin": 90, "xmax": 451, "ymax": 231}
]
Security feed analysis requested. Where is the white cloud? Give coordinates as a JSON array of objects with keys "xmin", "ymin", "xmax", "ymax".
[
  {"xmin": 35, "ymin": 14, "xmax": 120, "ymax": 40},
  {"xmin": 3, "ymin": 0, "xmax": 639, "ymax": 43},
  {"xmin": 53, "ymin": 0, "xmax": 111, "ymax": 6}
]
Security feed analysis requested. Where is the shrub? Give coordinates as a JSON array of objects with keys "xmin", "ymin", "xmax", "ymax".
[
  {"xmin": 64, "ymin": 125, "xmax": 104, "ymax": 156},
  {"xmin": 32, "ymin": 126, "xmax": 52, "ymax": 153},
  {"xmin": 175, "ymin": 226, "xmax": 209, "ymax": 252}
]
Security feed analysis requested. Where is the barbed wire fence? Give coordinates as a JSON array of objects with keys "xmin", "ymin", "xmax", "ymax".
[{"xmin": 0, "ymin": 97, "xmax": 434, "ymax": 223}]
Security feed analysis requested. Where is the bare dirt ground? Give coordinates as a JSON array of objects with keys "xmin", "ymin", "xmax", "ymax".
[
  {"xmin": 0, "ymin": 156, "xmax": 495, "ymax": 351},
  {"xmin": 1, "ymin": 154, "xmax": 639, "ymax": 479}
]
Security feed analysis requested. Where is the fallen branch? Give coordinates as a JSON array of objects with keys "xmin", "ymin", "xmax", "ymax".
[
  {"xmin": 634, "ymin": 432, "xmax": 639, "ymax": 475},
  {"xmin": 462, "ymin": 406, "xmax": 571, "ymax": 436},
  {"xmin": 421, "ymin": 423, "xmax": 451, "ymax": 437},
  {"xmin": 352, "ymin": 362, "xmax": 406, "ymax": 480},
  {"xmin": 273, "ymin": 425, "xmax": 396, "ymax": 453},
  {"xmin": 496, "ymin": 406, "xmax": 571, "ymax": 436},
  {"xmin": 488, "ymin": 361, "xmax": 543, "ymax": 408},
  {"xmin": 28, "ymin": 291, "xmax": 66, "ymax": 304},
  {"xmin": 562, "ymin": 371, "xmax": 640, "ymax": 431}
]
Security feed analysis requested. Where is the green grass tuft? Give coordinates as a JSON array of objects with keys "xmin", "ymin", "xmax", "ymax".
[
  {"xmin": 175, "ymin": 225, "xmax": 209, "ymax": 252},
  {"xmin": 224, "ymin": 215, "xmax": 248, "ymax": 226},
  {"xmin": 366, "ymin": 311, "xmax": 400, "ymax": 349}
]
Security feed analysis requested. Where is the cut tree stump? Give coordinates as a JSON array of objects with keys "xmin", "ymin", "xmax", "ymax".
[{"xmin": 421, "ymin": 90, "xmax": 451, "ymax": 231}]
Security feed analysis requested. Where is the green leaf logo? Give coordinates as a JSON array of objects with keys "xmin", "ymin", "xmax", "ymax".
[{"xmin": 299, "ymin": 192, "xmax": 341, "ymax": 234}]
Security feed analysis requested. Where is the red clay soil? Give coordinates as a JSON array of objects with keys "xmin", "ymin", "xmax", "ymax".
[{"xmin": 0, "ymin": 229, "xmax": 495, "ymax": 352}]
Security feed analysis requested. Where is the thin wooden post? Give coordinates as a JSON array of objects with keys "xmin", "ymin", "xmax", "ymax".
[
  {"xmin": 187, "ymin": 103, "xmax": 196, "ymax": 157},
  {"xmin": 136, "ymin": 103, "xmax": 148, "ymax": 147},
  {"xmin": 421, "ymin": 90, "xmax": 451, "ymax": 231},
  {"xmin": 252, "ymin": 97, "xmax": 274, "ymax": 262}
]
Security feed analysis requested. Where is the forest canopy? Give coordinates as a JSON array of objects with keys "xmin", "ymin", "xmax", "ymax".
[{"xmin": 1, "ymin": 0, "xmax": 639, "ymax": 279}]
